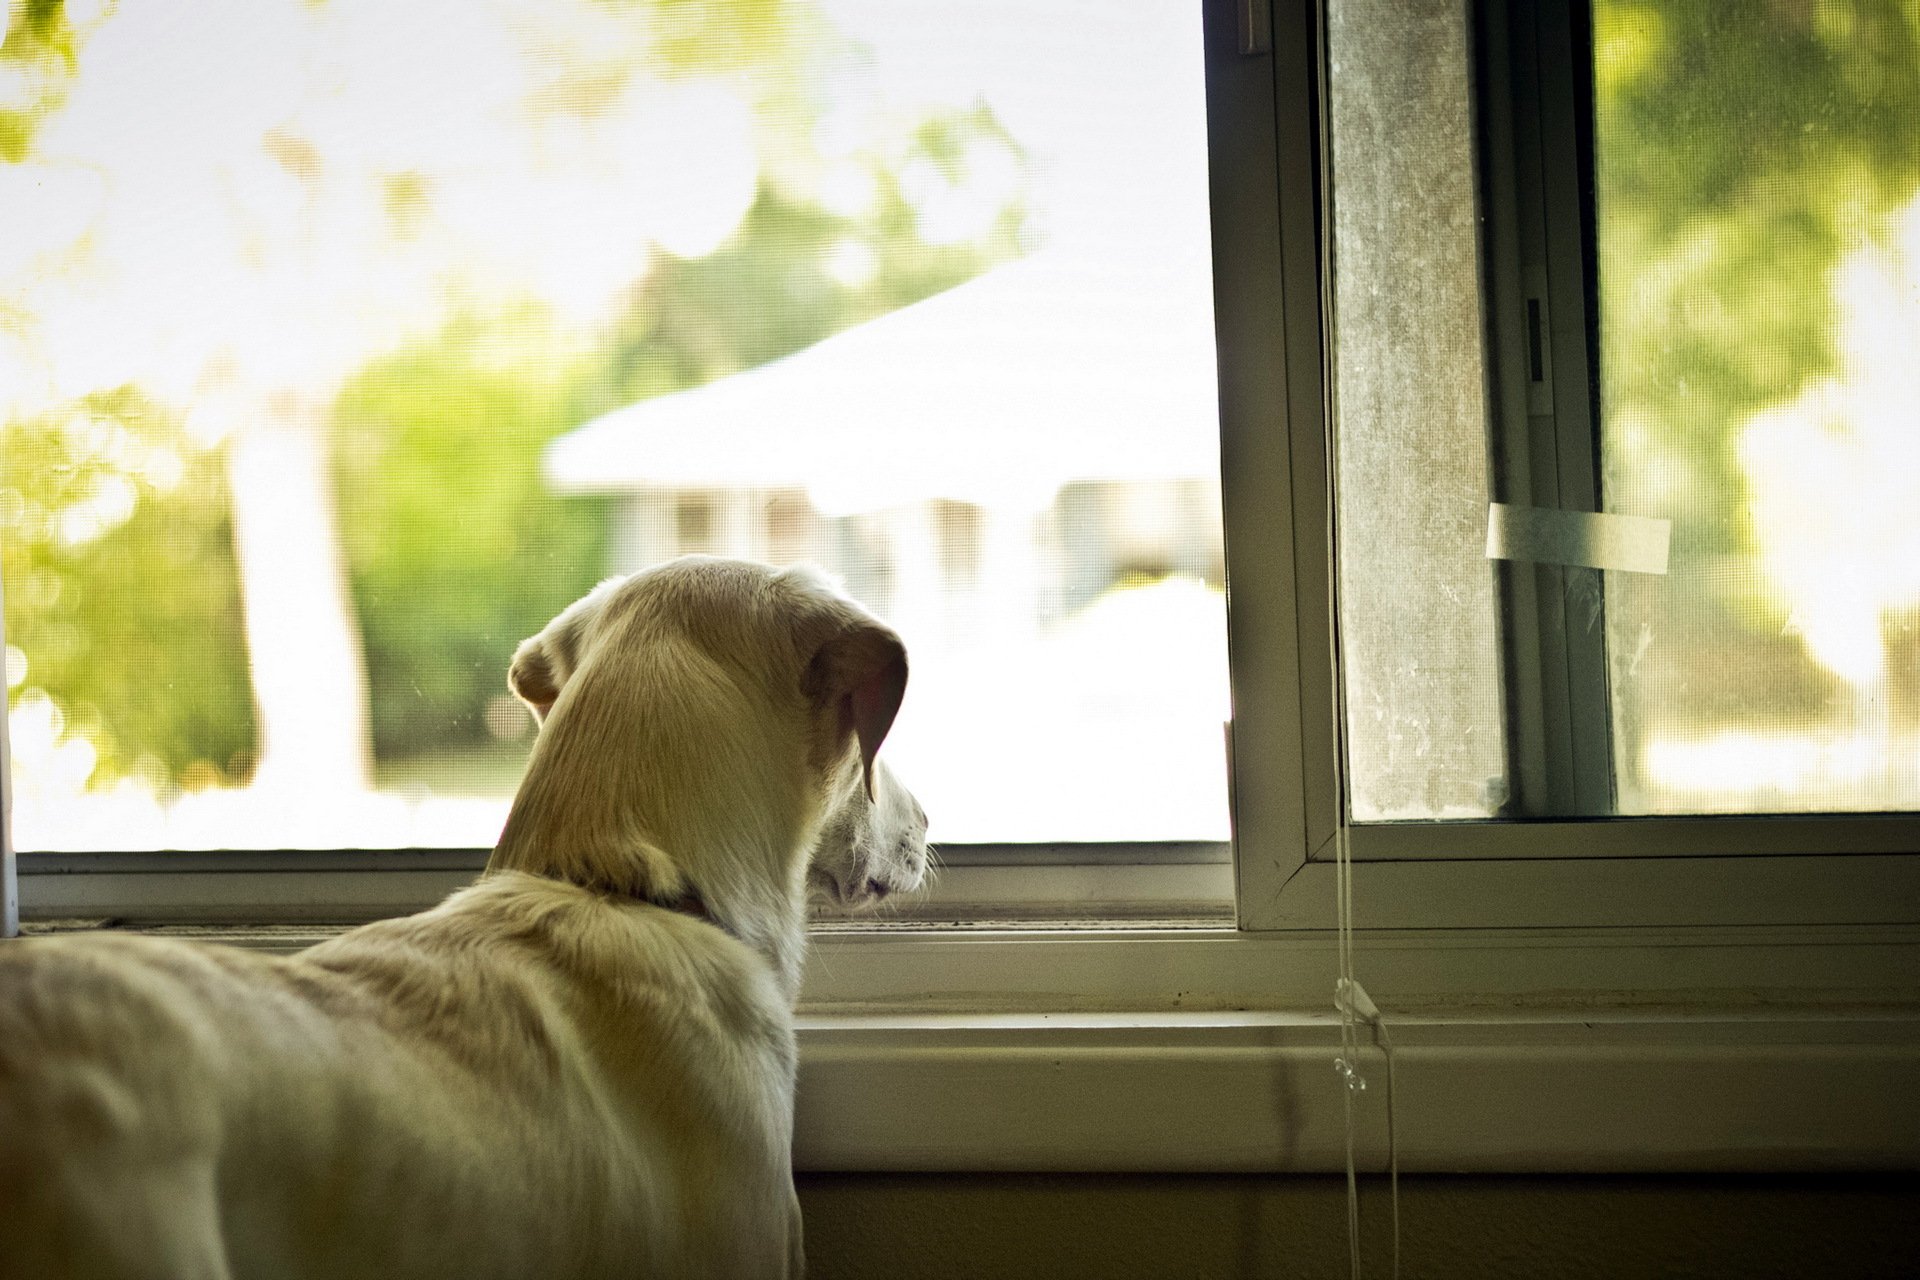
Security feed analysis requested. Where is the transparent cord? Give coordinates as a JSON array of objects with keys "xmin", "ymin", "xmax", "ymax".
[
  {"xmin": 1336, "ymin": 957, "xmax": 1398, "ymax": 1280},
  {"xmin": 1333, "ymin": 820, "xmax": 1365, "ymax": 1278},
  {"xmin": 1316, "ymin": 1, "xmax": 1397, "ymax": 1273}
]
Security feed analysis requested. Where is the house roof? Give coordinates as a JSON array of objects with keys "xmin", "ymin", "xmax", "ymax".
[{"xmin": 543, "ymin": 249, "xmax": 1222, "ymax": 514}]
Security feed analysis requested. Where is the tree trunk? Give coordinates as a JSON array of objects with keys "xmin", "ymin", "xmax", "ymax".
[{"xmin": 225, "ymin": 398, "xmax": 372, "ymax": 797}]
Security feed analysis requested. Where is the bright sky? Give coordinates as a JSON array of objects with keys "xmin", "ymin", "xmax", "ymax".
[
  {"xmin": 819, "ymin": 0, "xmax": 1214, "ymax": 262},
  {"xmin": 4, "ymin": 0, "xmax": 1212, "ymax": 418}
]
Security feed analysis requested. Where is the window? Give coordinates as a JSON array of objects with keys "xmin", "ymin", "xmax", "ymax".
[
  {"xmin": 9, "ymin": 0, "xmax": 1920, "ymax": 949},
  {"xmin": 7, "ymin": 0, "xmax": 1917, "ymax": 1180},
  {"xmin": 1211, "ymin": 0, "xmax": 1920, "ymax": 929},
  {"xmin": 3, "ymin": 0, "xmax": 1229, "ymax": 897},
  {"xmin": 1324, "ymin": 0, "xmax": 1920, "ymax": 828}
]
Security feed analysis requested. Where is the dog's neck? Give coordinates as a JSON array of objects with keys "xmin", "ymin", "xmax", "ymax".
[
  {"xmin": 492, "ymin": 805, "xmax": 810, "ymax": 1000},
  {"xmin": 488, "ymin": 653, "xmax": 814, "ymax": 1000},
  {"xmin": 648, "ymin": 886, "xmax": 719, "ymax": 928}
]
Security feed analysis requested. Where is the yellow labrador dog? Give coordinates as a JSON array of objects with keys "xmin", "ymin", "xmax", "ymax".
[{"xmin": 0, "ymin": 558, "xmax": 929, "ymax": 1280}]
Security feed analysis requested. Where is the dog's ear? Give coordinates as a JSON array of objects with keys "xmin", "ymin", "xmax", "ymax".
[
  {"xmin": 509, "ymin": 577, "xmax": 625, "ymax": 723},
  {"xmin": 509, "ymin": 636, "xmax": 563, "ymax": 723},
  {"xmin": 805, "ymin": 620, "xmax": 908, "ymax": 799},
  {"xmin": 510, "ymin": 621, "xmax": 586, "ymax": 725}
]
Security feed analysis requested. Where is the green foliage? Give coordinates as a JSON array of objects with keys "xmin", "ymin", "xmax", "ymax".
[
  {"xmin": 339, "ymin": 136, "xmax": 1029, "ymax": 769},
  {"xmin": 600, "ymin": 192, "xmax": 1019, "ymax": 410},
  {"xmin": 1595, "ymin": 0, "xmax": 1920, "ymax": 551},
  {"xmin": 331, "ymin": 320, "xmax": 611, "ymax": 762},
  {"xmin": 1, "ymin": 0, "xmax": 81, "ymax": 161},
  {"xmin": 646, "ymin": 0, "xmax": 812, "ymax": 77},
  {"xmin": 596, "ymin": 106, "xmax": 1030, "ymax": 411},
  {"xmin": 7, "ymin": 0, "xmax": 1031, "ymax": 790},
  {"xmin": 2, "ymin": 394, "xmax": 255, "ymax": 785}
]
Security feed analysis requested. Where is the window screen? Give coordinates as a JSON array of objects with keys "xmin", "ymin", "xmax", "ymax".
[{"xmin": 2, "ymin": 0, "xmax": 1228, "ymax": 851}]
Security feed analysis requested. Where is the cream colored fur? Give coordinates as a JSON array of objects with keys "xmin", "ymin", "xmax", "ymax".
[{"xmin": 0, "ymin": 557, "xmax": 928, "ymax": 1280}]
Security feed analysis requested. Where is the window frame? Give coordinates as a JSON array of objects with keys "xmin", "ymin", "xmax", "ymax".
[
  {"xmin": 1229, "ymin": 0, "xmax": 1920, "ymax": 932},
  {"xmin": 15, "ymin": 845, "xmax": 1235, "ymax": 928},
  {"xmin": 1478, "ymin": 0, "xmax": 1615, "ymax": 817}
]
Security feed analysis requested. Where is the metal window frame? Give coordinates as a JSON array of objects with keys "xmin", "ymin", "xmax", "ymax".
[
  {"xmin": 16, "ymin": 844, "xmax": 1234, "ymax": 927},
  {"xmin": 1477, "ymin": 0, "xmax": 1615, "ymax": 818},
  {"xmin": 1227, "ymin": 0, "xmax": 1920, "ymax": 931}
]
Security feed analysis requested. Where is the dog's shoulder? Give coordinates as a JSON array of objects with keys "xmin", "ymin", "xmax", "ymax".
[{"xmin": 309, "ymin": 871, "xmax": 793, "ymax": 1059}]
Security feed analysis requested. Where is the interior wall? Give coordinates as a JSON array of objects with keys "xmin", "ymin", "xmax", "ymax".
[{"xmin": 798, "ymin": 1173, "xmax": 1919, "ymax": 1280}]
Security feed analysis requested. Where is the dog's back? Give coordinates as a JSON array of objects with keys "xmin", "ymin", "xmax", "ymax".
[
  {"xmin": 0, "ymin": 558, "xmax": 922, "ymax": 1279},
  {"xmin": 2, "ymin": 932, "xmax": 238, "ymax": 1279},
  {"xmin": 0, "ymin": 871, "xmax": 799, "ymax": 1280}
]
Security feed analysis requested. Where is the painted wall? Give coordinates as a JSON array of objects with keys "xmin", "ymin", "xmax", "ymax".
[{"xmin": 799, "ymin": 1173, "xmax": 1918, "ymax": 1279}]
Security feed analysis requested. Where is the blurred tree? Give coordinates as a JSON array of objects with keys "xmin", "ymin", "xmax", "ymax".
[
  {"xmin": 594, "ymin": 113, "xmax": 1029, "ymax": 410},
  {"xmin": 1594, "ymin": 0, "xmax": 1920, "ymax": 794},
  {"xmin": 1, "ymin": 394, "xmax": 253, "ymax": 786},
  {"xmin": 5, "ymin": 0, "xmax": 1029, "ymax": 813},
  {"xmin": 331, "ymin": 320, "xmax": 611, "ymax": 765},
  {"xmin": 330, "ymin": 10, "xmax": 1029, "ymax": 773},
  {"xmin": 1595, "ymin": 0, "xmax": 1920, "ymax": 556},
  {"xmin": 4, "ymin": 6, "xmax": 257, "ymax": 792},
  {"xmin": 0, "ymin": 0, "xmax": 75, "ymax": 162}
]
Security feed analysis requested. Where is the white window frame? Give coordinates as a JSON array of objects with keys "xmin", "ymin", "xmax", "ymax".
[
  {"xmin": 1224, "ymin": 0, "xmax": 1920, "ymax": 932},
  {"xmin": 10, "ymin": 0, "xmax": 1920, "ymax": 1174}
]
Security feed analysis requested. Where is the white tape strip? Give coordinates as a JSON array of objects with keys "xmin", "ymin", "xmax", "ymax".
[{"xmin": 1486, "ymin": 502, "xmax": 1670, "ymax": 575}]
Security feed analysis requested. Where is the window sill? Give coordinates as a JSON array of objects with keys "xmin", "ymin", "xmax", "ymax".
[
  {"xmin": 793, "ymin": 1004, "xmax": 1920, "ymax": 1173},
  {"xmin": 24, "ymin": 915, "xmax": 1918, "ymax": 1173},
  {"xmin": 793, "ymin": 924, "xmax": 1920, "ymax": 1172},
  {"xmin": 13, "ymin": 845, "xmax": 1235, "ymax": 926}
]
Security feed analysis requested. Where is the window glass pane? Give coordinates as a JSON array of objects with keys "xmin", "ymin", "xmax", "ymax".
[
  {"xmin": 1597, "ymin": 0, "xmax": 1920, "ymax": 814},
  {"xmin": 1327, "ymin": 0, "xmax": 1920, "ymax": 822},
  {"xmin": 2, "ymin": 0, "xmax": 1226, "ymax": 850}
]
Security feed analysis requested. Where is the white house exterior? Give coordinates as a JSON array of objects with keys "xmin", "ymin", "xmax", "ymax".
[
  {"xmin": 541, "ymin": 250, "xmax": 1233, "ymax": 841},
  {"xmin": 543, "ymin": 249, "xmax": 1225, "ymax": 652}
]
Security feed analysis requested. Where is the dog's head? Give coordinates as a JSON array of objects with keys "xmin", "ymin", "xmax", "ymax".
[
  {"xmin": 806, "ymin": 753, "xmax": 930, "ymax": 909},
  {"xmin": 501, "ymin": 557, "xmax": 930, "ymax": 912}
]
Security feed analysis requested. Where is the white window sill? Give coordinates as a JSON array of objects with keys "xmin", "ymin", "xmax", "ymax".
[
  {"xmin": 793, "ymin": 1005, "xmax": 1920, "ymax": 1173},
  {"xmin": 792, "ymin": 924, "xmax": 1920, "ymax": 1173},
  {"xmin": 22, "ymin": 910, "xmax": 1920, "ymax": 1174}
]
